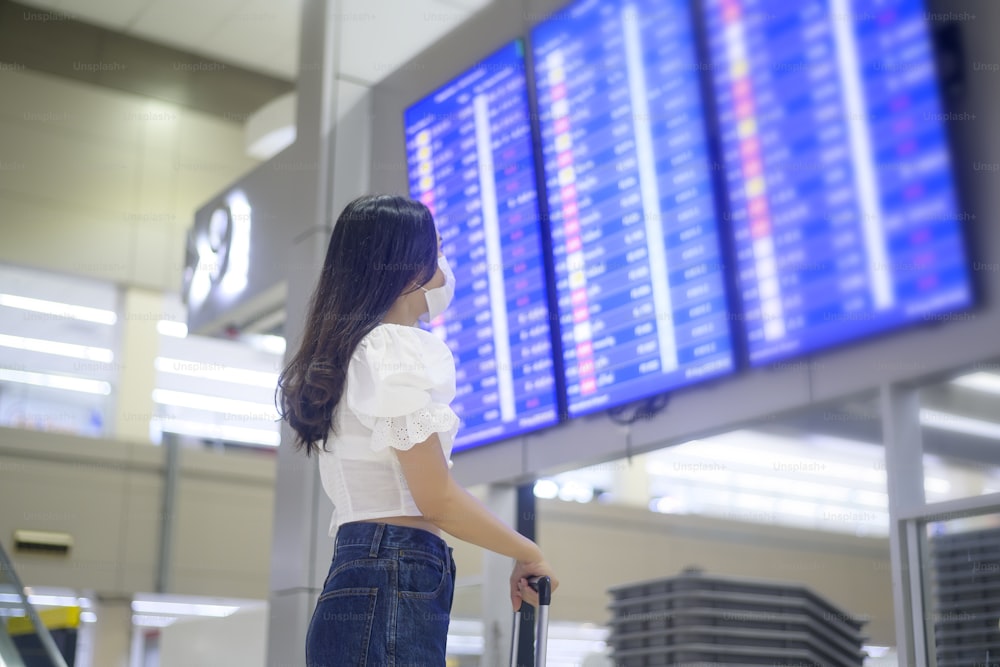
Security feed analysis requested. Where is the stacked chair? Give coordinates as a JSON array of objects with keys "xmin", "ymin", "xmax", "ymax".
[
  {"xmin": 606, "ymin": 568, "xmax": 867, "ymax": 666},
  {"xmin": 929, "ymin": 526, "xmax": 1000, "ymax": 667}
]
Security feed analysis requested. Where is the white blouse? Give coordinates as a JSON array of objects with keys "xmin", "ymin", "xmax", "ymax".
[{"xmin": 317, "ymin": 323, "xmax": 459, "ymax": 536}]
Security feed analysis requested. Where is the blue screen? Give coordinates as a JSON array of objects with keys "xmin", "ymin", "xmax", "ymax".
[
  {"xmin": 404, "ymin": 40, "xmax": 561, "ymax": 451},
  {"xmin": 532, "ymin": 0, "xmax": 736, "ymax": 418},
  {"xmin": 703, "ymin": 0, "xmax": 973, "ymax": 365}
]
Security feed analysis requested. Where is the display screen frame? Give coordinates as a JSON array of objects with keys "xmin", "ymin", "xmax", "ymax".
[
  {"xmin": 527, "ymin": 0, "xmax": 740, "ymax": 420},
  {"xmin": 402, "ymin": 37, "xmax": 568, "ymax": 451},
  {"xmin": 397, "ymin": 0, "xmax": 979, "ymax": 451},
  {"xmin": 690, "ymin": 0, "xmax": 977, "ymax": 368}
]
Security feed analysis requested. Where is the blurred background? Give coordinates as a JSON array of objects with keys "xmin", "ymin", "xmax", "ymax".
[{"xmin": 1, "ymin": 0, "xmax": 999, "ymax": 665}]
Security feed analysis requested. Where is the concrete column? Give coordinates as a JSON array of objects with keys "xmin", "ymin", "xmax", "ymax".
[
  {"xmin": 90, "ymin": 598, "xmax": 131, "ymax": 667},
  {"xmin": 265, "ymin": 0, "xmax": 373, "ymax": 664},
  {"xmin": 612, "ymin": 454, "xmax": 650, "ymax": 508},
  {"xmin": 481, "ymin": 484, "xmax": 519, "ymax": 667},
  {"xmin": 114, "ymin": 288, "xmax": 161, "ymax": 443},
  {"xmin": 880, "ymin": 384, "xmax": 928, "ymax": 667}
]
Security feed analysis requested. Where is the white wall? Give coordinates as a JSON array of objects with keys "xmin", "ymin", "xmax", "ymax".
[
  {"xmin": 158, "ymin": 606, "xmax": 268, "ymax": 667},
  {"xmin": 0, "ymin": 67, "xmax": 259, "ymax": 292},
  {"xmin": 0, "ymin": 427, "xmax": 275, "ymax": 599},
  {"xmin": 0, "ymin": 426, "xmax": 895, "ymax": 643}
]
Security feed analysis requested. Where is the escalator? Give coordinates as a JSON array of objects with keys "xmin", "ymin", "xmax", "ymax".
[{"xmin": 0, "ymin": 541, "xmax": 73, "ymax": 667}]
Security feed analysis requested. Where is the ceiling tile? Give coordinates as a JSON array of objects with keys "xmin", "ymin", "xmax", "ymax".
[
  {"xmin": 21, "ymin": 0, "xmax": 153, "ymax": 30},
  {"xmin": 69, "ymin": 0, "xmax": 152, "ymax": 30},
  {"xmin": 16, "ymin": 0, "xmax": 65, "ymax": 11},
  {"xmin": 20, "ymin": 0, "xmax": 485, "ymax": 84},
  {"xmin": 433, "ymin": 0, "xmax": 492, "ymax": 10},
  {"xmin": 261, "ymin": 40, "xmax": 299, "ymax": 80},
  {"xmin": 338, "ymin": 0, "xmax": 473, "ymax": 84},
  {"xmin": 129, "ymin": 0, "xmax": 245, "ymax": 54},
  {"xmin": 200, "ymin": 0, "xmax": 300, "ymax": 78}
]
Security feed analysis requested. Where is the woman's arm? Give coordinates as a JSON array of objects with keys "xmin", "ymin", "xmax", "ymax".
[{"xmin": 395, "ymin": 433, "xmax": 558, "ymax": 608}]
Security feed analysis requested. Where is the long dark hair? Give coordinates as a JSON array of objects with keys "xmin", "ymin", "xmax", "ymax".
[{"xmin": 277, "ymin": 194, "xmax": 438, "ymax": 455}]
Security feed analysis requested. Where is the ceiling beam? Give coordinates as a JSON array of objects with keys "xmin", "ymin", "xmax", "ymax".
[
  {"xmin": 764, "ymin": 403, "xmax": 1000, "ymax": 470},
  {"xmin": 0, "ymin": 0, "xmax": 294, "ymax": 119}
]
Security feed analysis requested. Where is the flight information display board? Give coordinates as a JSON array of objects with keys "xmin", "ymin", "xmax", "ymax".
[
  {"xmin": 404, "ymin": 40, "xmax": 561, "ymax": 450},
  {"xmin": 704, "ymin": 0, "xmax": 973, "ymax": 365},
  {"xmin": 532, "ymin": 0, "xmax": 735, "ymax": 418}
]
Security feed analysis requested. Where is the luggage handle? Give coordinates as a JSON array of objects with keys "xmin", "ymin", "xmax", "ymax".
[{"xmin": 510, "ymin": 575, "xmax": 552, "ymax": 667}]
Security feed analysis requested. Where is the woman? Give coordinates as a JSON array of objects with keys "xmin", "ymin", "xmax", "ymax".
[{"xmin": 278, "ymin": 194, "xmax": 558, "ymax": 666}]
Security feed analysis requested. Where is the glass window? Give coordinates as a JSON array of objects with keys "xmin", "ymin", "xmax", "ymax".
[
  {"xmin": 151, "ymin": 294, "xmax": 283, "ymax": 449},
  {"xmin": 0, "ymin": 263, "xmax": 119, "ymax": 438}
]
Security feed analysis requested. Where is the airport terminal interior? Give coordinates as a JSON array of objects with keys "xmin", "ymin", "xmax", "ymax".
[{"xmin": 1, "ymin": 0, "xmax": 999, "ymax": 665}]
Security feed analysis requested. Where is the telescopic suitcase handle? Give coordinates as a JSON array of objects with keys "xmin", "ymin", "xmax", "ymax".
[{"xmin": 510, "ymin": 575, "xmax": 552, "ymax": 667}]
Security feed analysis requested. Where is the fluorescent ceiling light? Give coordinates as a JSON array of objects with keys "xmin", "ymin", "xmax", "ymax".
[
  {"xmin": 157, "ymin": 320, "xmax": 188, "ymax": 338},
  {"xmin": 921, "ymin": 409, "xmax": 1000, "ymax": 440},
  {"xmin": 854, "ymin": 490, "xmax": 888, "ymax": 507},
  {"xmin": 247, "ymin": 334, "xmax": 286, "ymax": 356},
  {"xmin": 26, "ymin": 594, "xmax": 88, "ymax": 607},
  {"xmin": 0, "ymin": 294, "xmax": 116, "ymax": 325},
  {"xmin": 779, "ymin": 498, "xmax": 819, "ymax": 517},
  {"xmin": 558, "ymin": 480, "xmax": 594, "ymax": 503},
  {"xmin": 0, "ymin": 333, "xmax": 113, "ymax": 363},
  {"xmin": 924, "ymin": 477, "xmax": 952, "ymax": 494},
  {"xmin": 0, "ymin": 368, "xmax": 111, "ymax": 395},
  {"xmin": 245, "ymin": 92, "xmax": 296, "ymax": 160},
  {"xmin": 152, "ymin": 417, "xmax": 280, "ymax": 447},
  {"xmin": 649, "ymin": 445, "xmax": 884, "ymax": 485},
  {"xmin": 533, "ymin": 479, "xmax": 559, "ymax": 499},
  {"xmin": 131, "ymin": 600, "xmax": 239, "ymax": 617},
  {"xmin": 131, "ymin": 614, "xmax": 178, "ymax": 628},
  {"xmin": 951, "ymin": 372, "xmax": 1000, "ymax": 396},
  {"xmin": 152, "ymin": 389, "xmax": 278, "ymax": 419},
  {"xmin": 155, "ymin": 357, "xmax": 278, "ymax": 388},
  {"xmin": 248, "ymin": 125, "xmax": 296, "ymax": 161},
  {"xmin": 650, "ymin": 496, "xmax": 683, "ymax": 514}
]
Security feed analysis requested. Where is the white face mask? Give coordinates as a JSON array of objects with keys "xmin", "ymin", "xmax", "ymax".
[{"xmin": 418, "ymin": 255, "xmax": 456, "ymax": 323}]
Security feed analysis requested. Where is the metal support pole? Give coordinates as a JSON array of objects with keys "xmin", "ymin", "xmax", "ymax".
[
  {"xmin": 155, "ymin": 432, "xmax": 180, "ymax": 593},
  {"xmin": 515, "ymin": 482, "xmax": 537, "ymax": 667},
  {"xmin": 880, "ymin": 383, "xmax": 929, "ymax": 667}
]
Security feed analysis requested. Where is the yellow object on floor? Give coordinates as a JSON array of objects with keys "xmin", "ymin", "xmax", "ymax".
[{"xmin": 7, "ymin": 606, "xmax": 81, "ymax": 636}]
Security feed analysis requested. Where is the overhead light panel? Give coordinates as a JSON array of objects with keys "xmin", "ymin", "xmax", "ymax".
[
  {"xmin": 0, "ymin": 368, "xmax": 111, "ymax": 395},
  {"xmin": 151, "ymin": 389, "xmax": 278, "ymax": 418},
  {"xmin": 921, "ymin": 409, "xmax": 1000, "ymax": 440},
  {"xmin": 154, "ymin": 357, "xmax": 278, "ymax": 388},
  {"xmin": 0, "ymin": 294, "xmax": 116, "ymax": 325},
  {"xmin": 131, "ymin": 614, "xmax": 178, "ymax": 628},
  {"xmin": 532, "ymin": 479, "xmax": 559, "ymax": 499},
  {"xmin": 151, "ymin": 417, "xmax": 279, "ymax": 447},
  {"xmin": 131, "ymin": 600, "xmax": 239, "ymax": 618},
  {"xmin": 157, "ymin": 320, "xmax": 188, "ymax": 338},
  {"xmin": 951, "ymin": 372, "xmax": 1000, "ymax": 396},
  {"xmin": 0, "ymin": 333, "xmax": 113, "ymax": 363}
]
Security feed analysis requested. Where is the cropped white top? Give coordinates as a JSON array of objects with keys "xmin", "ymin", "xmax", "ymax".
[{"xmin": 317, "ymin": 323, "xmax": 460, "ymax": 536}]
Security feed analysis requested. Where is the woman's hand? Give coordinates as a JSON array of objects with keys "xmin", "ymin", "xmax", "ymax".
[{"xmin": 510, "ymin": 559, "xmax": 559, "ymax": 611}]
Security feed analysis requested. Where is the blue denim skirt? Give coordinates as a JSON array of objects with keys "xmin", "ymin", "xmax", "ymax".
[{"xmin": 306, "ymin": 521, "xmax": 456, "ymax": 666}]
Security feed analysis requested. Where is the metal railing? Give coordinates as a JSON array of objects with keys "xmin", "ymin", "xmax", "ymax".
[{"xmin": 0, "ymin": 540, "xmax": 69, "ymax": 667}]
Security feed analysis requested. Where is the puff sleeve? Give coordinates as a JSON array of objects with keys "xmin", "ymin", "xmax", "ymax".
[{"xmin": 345, "ymin": 325, "xmax": 460, "ymax": 454}]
